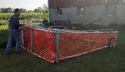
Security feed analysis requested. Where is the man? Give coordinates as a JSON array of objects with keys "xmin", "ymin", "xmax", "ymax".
[{"xmin": 6, "ymin": 8, "xmax": 24, "ymax": 54}]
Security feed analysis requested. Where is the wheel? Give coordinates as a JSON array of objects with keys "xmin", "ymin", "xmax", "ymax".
[{"xmin": 108, "ymin": 38, "xmax": 117, "ymax": 49}]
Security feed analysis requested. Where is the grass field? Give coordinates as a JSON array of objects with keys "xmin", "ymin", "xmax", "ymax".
[
  {"xmin": 0, "ymin": 13, "xmax": 48, "ymax": 25},
  {"xmin": 0, "ymin": 24, "xmax": 125, "ymax": 72}
]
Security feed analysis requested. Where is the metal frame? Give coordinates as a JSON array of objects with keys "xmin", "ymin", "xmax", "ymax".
[
  {"xmin": 110, "ymin": 28, "xmax": 113, "ymax": 38},
  {"xmin": 21, "ymin": 28, "xmax": 24, "ymax": 45},
  {"xmin": 21, "ymin": 25, "xmax": 117, "ymax": 63},
  {"xmin": 52, "ymin": 28, "xmax": 115, "ymax": 63},
  {"xmin": 31, "ymin": 28, "xmax": 33, "ymax": 52},
  {"xmin": 56, "ymin": 32, "xmax": 60, "ymax": 63},
  {"xmin": 52, "ymin": 31, "xmax": 60, "ymax": 63},
  {"xmin": 88, "ymin": 33, "xmax": 91, "ymax": 51}
]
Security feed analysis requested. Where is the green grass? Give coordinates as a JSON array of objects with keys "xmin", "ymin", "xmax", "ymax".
[{"xmin": 0, "ymin": 24, "xmax": 125, "ymax": 72}]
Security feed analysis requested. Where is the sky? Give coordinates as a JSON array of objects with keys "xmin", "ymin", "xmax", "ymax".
[{"xmin": 0, "ymin": 0, "xmax": 48, "ymax": 10}]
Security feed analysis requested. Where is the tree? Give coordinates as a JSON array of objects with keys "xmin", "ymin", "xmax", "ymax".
[
  {"xmin": 33, "ymin": 4, "xmax": 48, "ymax": 13},
  {"xmin": 27, "ymin": 10, "xmax": 33, "ymax": 13},
  {"xmin": 0, "ymin": 9, "xmax": 2, "ymax": 13},
  {"xmin": 34, "ymin": 9, "xmax": 39, "ymax": 12},
  {"xmin": 7, "ymin": 7, "xmax": 12, "ymax": 13},
  {"xmin": 20, "ymin": 8, "xmax": 27, "ymax": 13},
  {"xmin": 42, "ymin": 4, "xmax": 48, "ymax": 13},
  {"xmin": 0, "ymin": 7, "xmax": 13, "ymax": 13},
  {"xmin": 34, "ymin": 7, "xmax": 43, "ymax": 12},
  {"xmin": 42, "ymin": 4, "xmax": 48, "ymax": 11}
]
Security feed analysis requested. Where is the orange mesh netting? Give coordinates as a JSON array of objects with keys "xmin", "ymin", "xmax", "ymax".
[{"xmin": 20, "ymin": 25, "xmax": 118, "ymax": 63}]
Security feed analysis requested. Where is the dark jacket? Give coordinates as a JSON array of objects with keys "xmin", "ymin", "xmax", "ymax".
[{"xmin": 9, "ymin": 14, "xmax": 22, "ymax": 31}]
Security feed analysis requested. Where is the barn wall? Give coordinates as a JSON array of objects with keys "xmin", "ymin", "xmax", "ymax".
[
  {"xmin": 49, "ymin": 0, "xmax": 123, "ymax": 8},
  {"xmin": 49, "ymin": 0, "xmax": 125, "ymax": 25}
]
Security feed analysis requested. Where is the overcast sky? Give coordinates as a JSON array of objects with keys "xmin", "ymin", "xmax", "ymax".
[{"xmin": 0, "ymin": 0, "xmax": 48, "ymax": 10}]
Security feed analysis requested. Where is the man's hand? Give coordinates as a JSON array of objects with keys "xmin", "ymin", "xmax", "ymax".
[{"xmin": 21, "ymin": 24, "xmax": 25, "ymax": 26}]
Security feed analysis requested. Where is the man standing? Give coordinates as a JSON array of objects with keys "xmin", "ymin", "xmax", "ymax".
[{"xmin": 6, "ymin": 8, "xmax": 24, "ymax": 54}]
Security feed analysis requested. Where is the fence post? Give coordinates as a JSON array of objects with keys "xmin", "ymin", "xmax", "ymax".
[
  {"xmin": 56, "ymin": 32, "xmax": 60, "ymax": 63},
  {"xmin": 88, "ymin": 33, "xmax": 91, "ymax": 51},
  {"xmin": 21, "ymin": 28, "xmax": 24, "ymax": 45},
  {"xmin": 65, "ymin": 26, "xmax": 66, "ymax": 29},
  {"xmin": 110, "ymin": 29, "xmax": 113, "ymax": 38},
  {"xmin": 31, "ymin": 28, "xmax": 33, "ymax": 52}
]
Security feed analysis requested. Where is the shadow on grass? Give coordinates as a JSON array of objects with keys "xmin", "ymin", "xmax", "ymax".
[{"xmin": 0, "ymin": 30, "xmax": 9, "ymax": 49}]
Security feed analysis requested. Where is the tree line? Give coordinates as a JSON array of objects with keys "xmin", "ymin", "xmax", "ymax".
[{"xmin": 0, "ymin": 4, "xmax": 48, "ymax": 13}]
